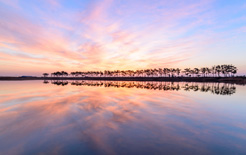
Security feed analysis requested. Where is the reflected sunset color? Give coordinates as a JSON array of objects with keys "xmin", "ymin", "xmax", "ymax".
[{"xmin": 0, "ymin": 81, "xmax": 245, "ymax": 154}]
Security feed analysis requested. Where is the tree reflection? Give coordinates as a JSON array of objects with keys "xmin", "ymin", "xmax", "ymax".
[
  {"xmin": 43, "ymin": 80, "xmax": 49, "ymax": 84},
  {"xmin": 51, "ymin": 80, "xmax": 68, "ymax": 86},
  {"xmin": 47, "ymin": 80, "xmax": 236, "ymax": 95}
]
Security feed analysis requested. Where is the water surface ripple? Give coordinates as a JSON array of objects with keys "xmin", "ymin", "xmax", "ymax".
[{"xmin": 0, "ymin": 81, "xmax": 245, "ymax": 154}]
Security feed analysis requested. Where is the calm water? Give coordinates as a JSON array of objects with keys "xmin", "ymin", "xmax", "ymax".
[{"xmin": 0, "ymin": 81, "xmax": 245, "ymax": 154}]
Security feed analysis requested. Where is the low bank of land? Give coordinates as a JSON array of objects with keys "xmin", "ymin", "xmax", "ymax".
[{"xmin": 0, "ymin": 76, "xmax": 245, "ymax": 85}]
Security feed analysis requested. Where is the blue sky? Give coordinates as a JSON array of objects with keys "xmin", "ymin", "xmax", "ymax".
[{"xmin": 0, "ymin": 0, "xmax": 246, "ymax": 76}]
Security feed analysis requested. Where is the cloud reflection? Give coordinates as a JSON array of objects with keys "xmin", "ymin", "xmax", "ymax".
[{"xmin": 0, "ymin": 81, "xmax": 245, "ymax": 154}]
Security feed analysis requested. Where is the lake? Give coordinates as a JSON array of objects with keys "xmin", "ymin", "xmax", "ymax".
[{"xmin": 0, "ymin": 81, "xmax": 245, "ymax": 154}]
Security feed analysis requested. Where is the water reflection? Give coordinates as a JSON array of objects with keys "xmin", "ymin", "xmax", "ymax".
[
  {"xmin": 46, "ymin": 80, "xmax": 236, "ymax": 95},
  {"xmin": 0, "ymin": 81, "xmax": 245, "ymax": 154}
]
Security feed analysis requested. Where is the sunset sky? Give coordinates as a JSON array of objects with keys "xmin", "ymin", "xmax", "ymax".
[{"xmin": 0, "ymin": 0, "xmax": 246, "ymax": 76}]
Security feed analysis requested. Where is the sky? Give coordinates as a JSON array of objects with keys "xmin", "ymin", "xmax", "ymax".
[{"xmin": 0, "ymin": 0, "xmax": 246, "ymax": 76}]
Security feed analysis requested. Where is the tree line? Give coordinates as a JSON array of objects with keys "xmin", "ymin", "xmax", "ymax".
[{"xmin": 43, "ymin": 64, "xmax": 237, "ymax": 78}]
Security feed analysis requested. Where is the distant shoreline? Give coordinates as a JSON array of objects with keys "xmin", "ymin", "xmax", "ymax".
[{"xmin": 0, "ymin": 77, "xmax": 245, "ymax": 85}]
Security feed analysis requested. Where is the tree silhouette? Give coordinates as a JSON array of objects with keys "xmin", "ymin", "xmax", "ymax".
[
  {"xmin": 47, "ymin": 64, "xmax": 237, "ymax": 78},
  {"xmin": 43, "ymin": 73, "xmax": 49, "ymax": 77}
]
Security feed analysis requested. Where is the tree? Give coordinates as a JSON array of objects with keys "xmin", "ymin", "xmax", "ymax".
[
  {"xmin": 43, "ymin": 73, "xmax": 49, "ymax": 77},
  {"xmin": 205, "ymin": 67, "xmax": 211, "ymax": 77},
  {"xmin": 189, "ymin": 69, "xmax": 195, "ymax": 77},
  {"xmin": 61, "ymin": 71, "xmax": 68, "ymax": 77},
  {"xmin": 176, "ymin": 68, "xmax": 181, "ymax": 77},
  {"xmin": 200, "ymin": 67, "xmax": 206, "ymax": 77},
  {"xmin": 183, "ymin": 68, "xmax": 191, "ymax": 77},
  {"xmin": 211, "ymin": 66, "xmax": 216, "ymax": 77},
  {"xmin": 221, "ymin": 65, "xmax": 228, "ymax": 77},
  {"xmin": 70, "ymin": 72, "xmax": 76, "ymax": 77},
  {"xmin": 170, "ymin": 68, "xmax": 176, "ymax": 77},
  {"xmin": 194, "ymin": 68, "xmax": 200, "ymax": 77},
  {"xmin": 215, "ymin": 65, "xmax": 221, "ymax": 77},
  {"xmin": 231, "ymin": 65, "xmax": 237, "ymax": 77}
]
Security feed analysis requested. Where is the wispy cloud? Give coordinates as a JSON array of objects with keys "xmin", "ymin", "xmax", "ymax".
[{"xmin": 0, "ymin": 0, "xmax": 245, "ymax": 75}]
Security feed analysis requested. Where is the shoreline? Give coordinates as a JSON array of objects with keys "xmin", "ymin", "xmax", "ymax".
[{"xmin": 0, "ymin": 77, "xmax": 245, "ymax": 85}]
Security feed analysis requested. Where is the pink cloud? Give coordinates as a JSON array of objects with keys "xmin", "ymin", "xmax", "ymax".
[
  {"xmin": 2, "ymin": 0, "xmax": 243, "ymax": 76},
  {"xmin": 239, "ymin": 26, "xmax": 246, "ymax": 33}
]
